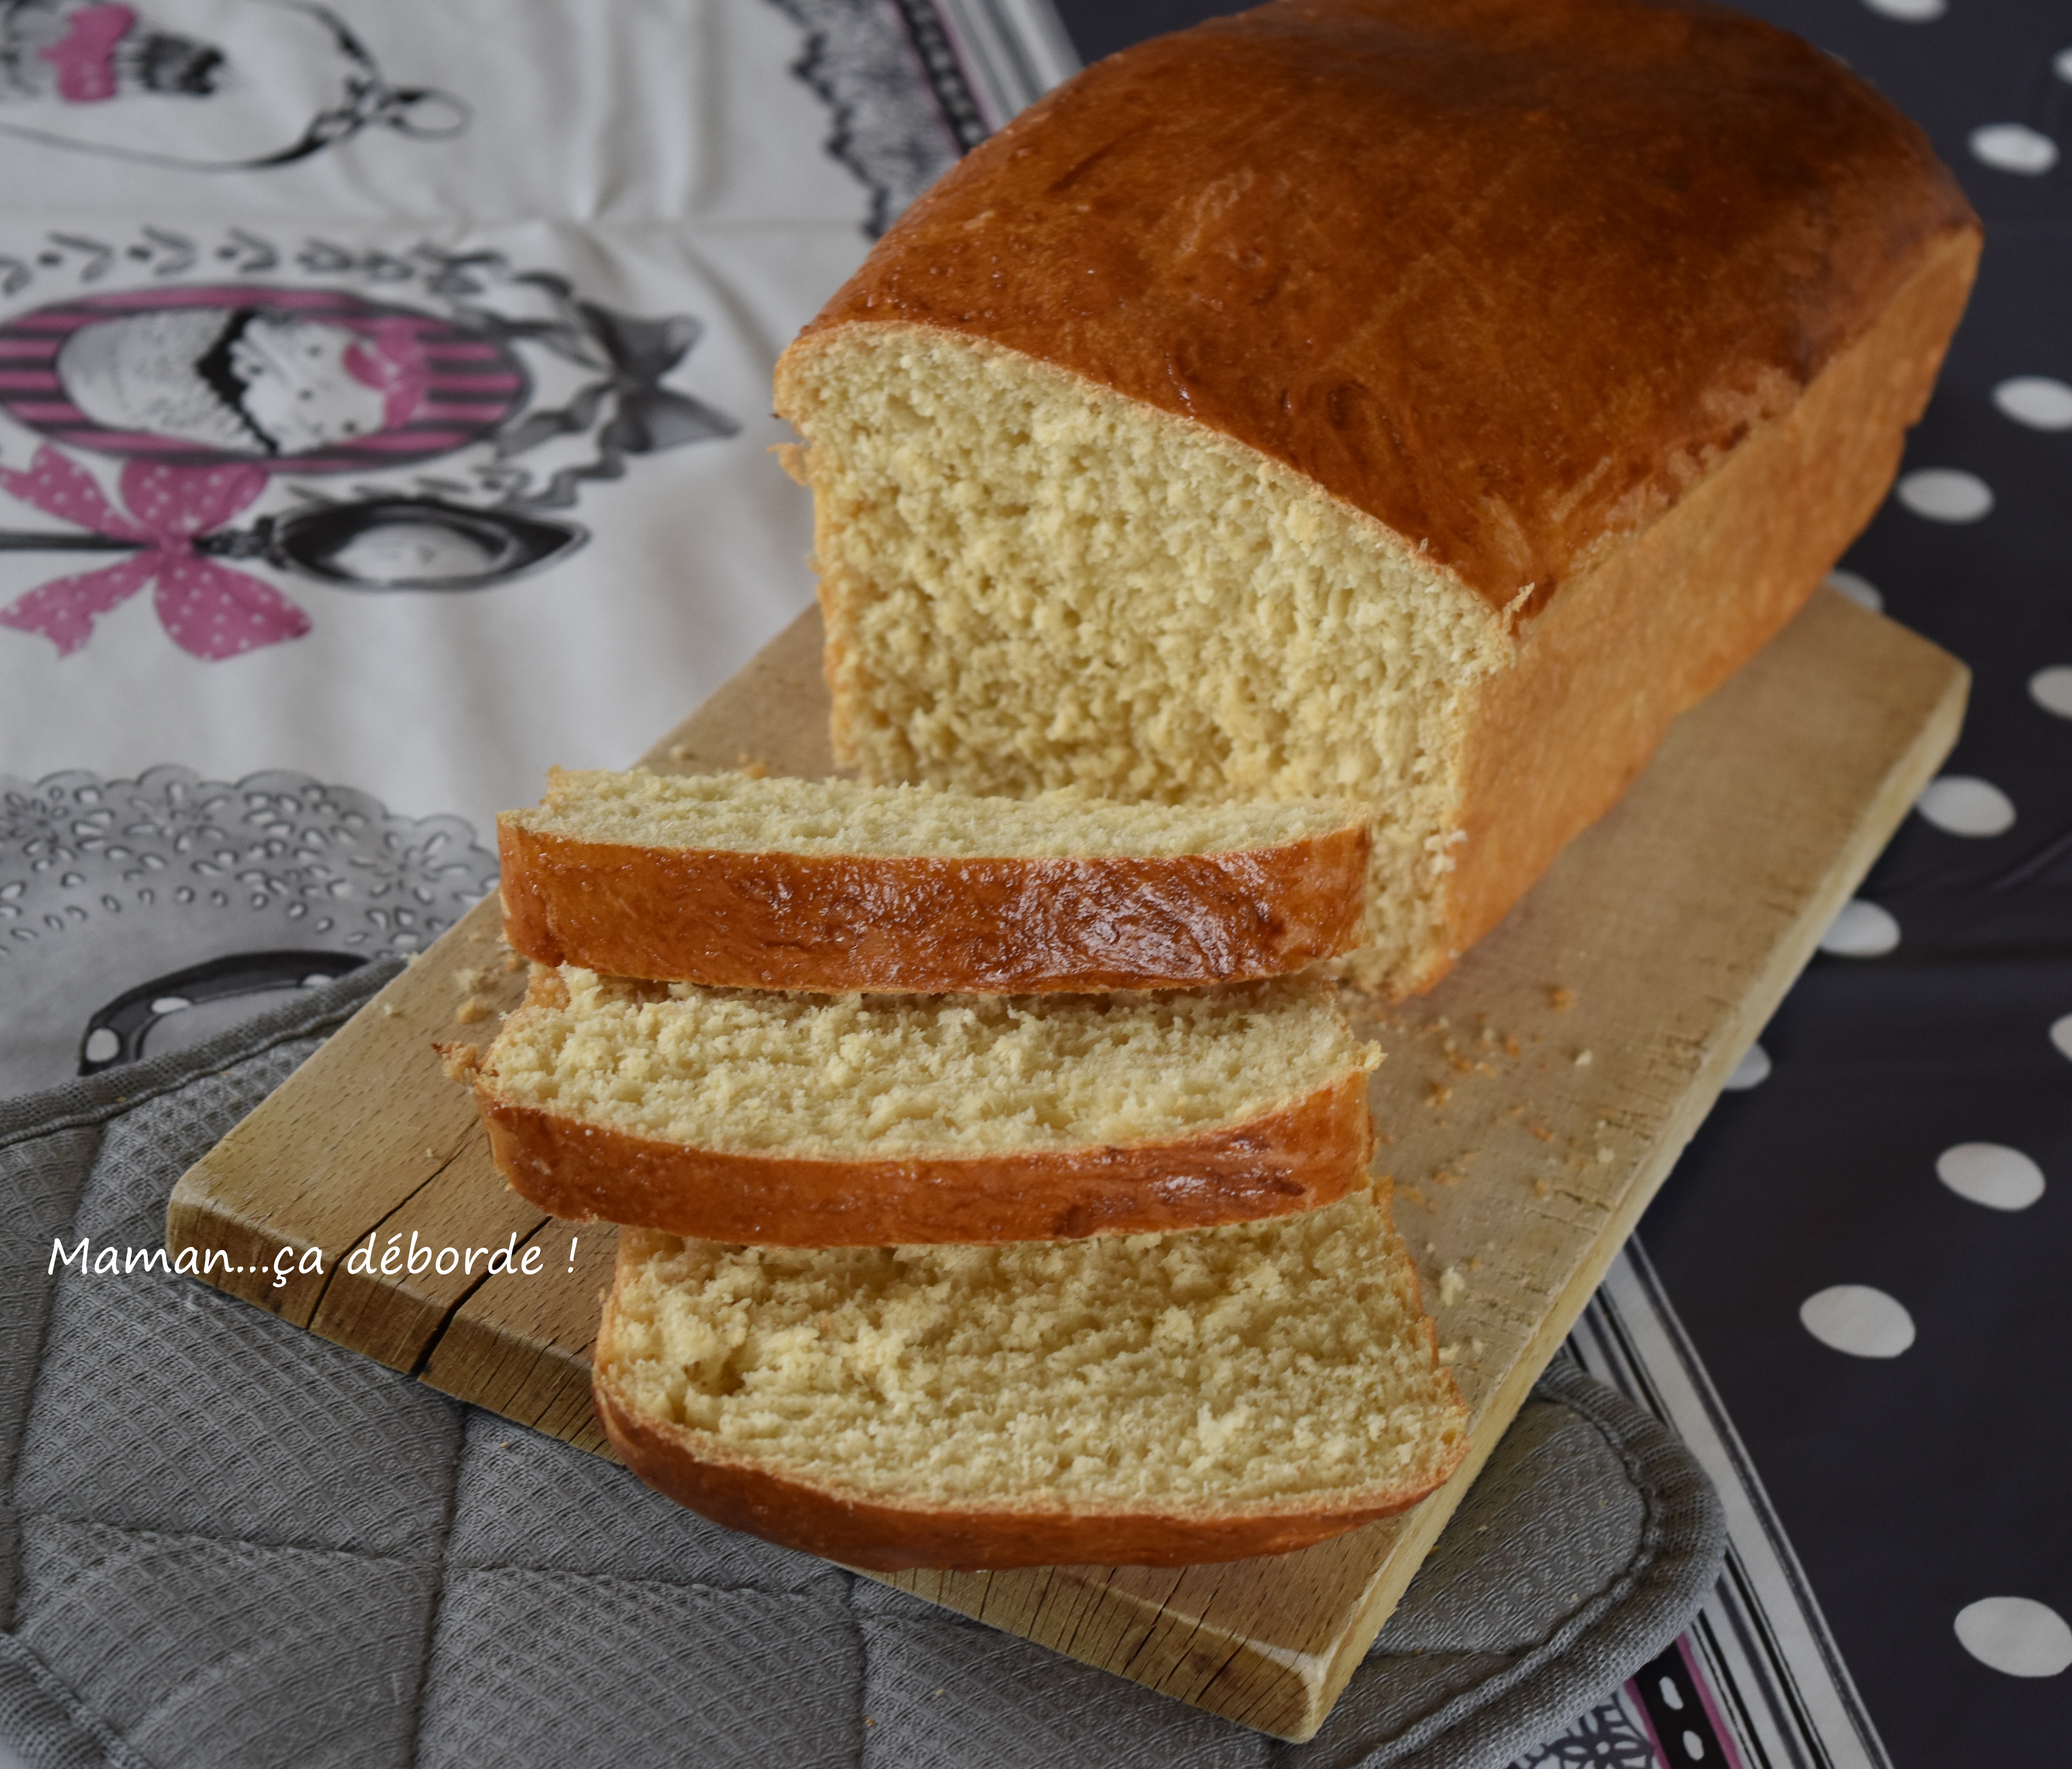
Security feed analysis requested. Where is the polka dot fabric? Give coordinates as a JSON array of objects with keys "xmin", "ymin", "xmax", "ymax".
[{"xmin": 1634, "ymin": 0, "xmax": 2072, "ymax": 1759}]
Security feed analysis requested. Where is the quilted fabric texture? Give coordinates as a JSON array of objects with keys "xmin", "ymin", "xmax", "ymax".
[{"xmin": 0, "ymin": 968, "xmax": 1723, "ymax": 1769}]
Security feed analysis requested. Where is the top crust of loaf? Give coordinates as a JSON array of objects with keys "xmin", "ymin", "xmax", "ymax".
[{"xmin": 784, "ymin": 0, "xmax": 1978, "ymax": 613}]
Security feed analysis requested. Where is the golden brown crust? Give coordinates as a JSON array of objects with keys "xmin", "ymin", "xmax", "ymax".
[
  {"xmin": 1433, "ymin": 227, "xmax": 1980, "ymax": 973},
  {"xmin": 479, "ymin": 1072, "xmax": 1374, "ymax": 1244},
  {"xmin": 591, "ymin": 1300, "xmax": 1466, "ymax": 1570},
  {"xmin": 497, "ymin": 818, "xmax": 1370, "ymax": 992},
  {"xmin": 785, "ymin": 0, "xmax": 1978, "ymax": 613}
]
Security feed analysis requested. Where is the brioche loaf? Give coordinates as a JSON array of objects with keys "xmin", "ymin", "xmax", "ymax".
[
  {"xmin": 475, "ymin": 966, "xmax": 1378, "ymax": 1244},
  {"xmin": 773, "ymin": 0, "xmax": 1981, "ymax": 997},
  {"xmin": 592, "ymin": 1184, "xmax": 1468, "ymax": 1568},
  {"xmin": 499, "ymin": 768, "xmax": 1370, "ymax": 992}
]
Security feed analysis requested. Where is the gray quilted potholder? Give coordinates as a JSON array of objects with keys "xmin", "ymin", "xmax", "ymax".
[{"xmin": 0, "ymin": 965, "xmax": 1724, "ymax": 1769}]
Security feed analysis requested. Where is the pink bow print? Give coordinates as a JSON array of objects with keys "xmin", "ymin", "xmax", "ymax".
[{"xmin": 0, "ymin": 447, "xmax": 311, "ymax": 659}]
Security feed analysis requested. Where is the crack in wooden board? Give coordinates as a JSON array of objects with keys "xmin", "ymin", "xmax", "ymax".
[{"xmin": 165, "ymin": 589, "xmax": 1965, "ymax": 1741}]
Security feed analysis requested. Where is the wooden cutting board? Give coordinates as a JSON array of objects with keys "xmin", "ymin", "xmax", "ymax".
[{"xmin": 166, "ymin": 586, "xmax": 1964, "ymax": 1742}]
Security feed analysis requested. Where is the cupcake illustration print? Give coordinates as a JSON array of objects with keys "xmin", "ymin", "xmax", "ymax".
[
  {"xmin": 0, "ymin": 0, "xmax": 467, "ymax": 169},
  {"xmin": 4, "ymin": 285, "xmax": 524, "ymax": 467},
  {"xmin": 0, "ymin": 263, "xmax": 740, "ymax": 657}
]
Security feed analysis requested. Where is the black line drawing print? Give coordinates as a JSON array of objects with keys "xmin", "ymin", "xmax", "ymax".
[
  {"xmin": 0, "ymin": 494, "xmax": 586, "ymax": 592},
  {"xmin": 0, "ymin": 0, "xmax": 467, "ymax": 171},
  {"xmin": 77, "ymin": 945, "xmax": 364, "ymax": 1071}
]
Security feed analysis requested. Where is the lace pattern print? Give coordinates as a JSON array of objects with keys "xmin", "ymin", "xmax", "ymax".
[{"xmin": 0, "ymin": 762, "xmax": 496, "ymax": 1093}]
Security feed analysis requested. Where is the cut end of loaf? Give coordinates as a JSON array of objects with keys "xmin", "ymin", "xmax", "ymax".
[
  {"xmin": 775, "ymin": 324, "xmax": 1515, "ymax": 999},
  {"xmin": 594, "ymin": 1186, "xmax": 1470, "ymax": 1566}
]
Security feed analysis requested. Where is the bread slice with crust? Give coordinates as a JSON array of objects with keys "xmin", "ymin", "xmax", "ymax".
[
  {"xmin": 472, "ymin": 965, "xmax": 1378, "ymax": 1246},
  {"xmin": 498, "ymin": 769, "xmax": 1370, "ymax": 993},
  {"xmin": 592, "ymin": 1184, "xmax": 1469, "ymax": 1569}
]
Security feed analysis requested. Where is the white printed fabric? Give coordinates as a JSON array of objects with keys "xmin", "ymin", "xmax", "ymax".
[
  {"xmin": 0, "ymin": 0, "xmax": 971, "ymax": 873},
  {"xmin": 0, "ymin": 0, "xmax": 989, "ymax": 1101},
  {"xmin": 0, "ymin": 967, "xmax": 1727, "ymax": 1769}
]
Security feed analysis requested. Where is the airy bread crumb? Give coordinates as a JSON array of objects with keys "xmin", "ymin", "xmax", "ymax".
[
  {"xmin": 602, "ymin": 1183, "xmax": 1466, "ymax": 1511},
  {"xmin": 480, "ymin": 968, "xmax": 1371, "ymax": 1158},
  {"xmin": 507, "ymin": 766, "xmax": 1364, "ymax": 860},
  {"xmin": 776, "ymin": 327, "xmax": 1512, "ymax": 996}
]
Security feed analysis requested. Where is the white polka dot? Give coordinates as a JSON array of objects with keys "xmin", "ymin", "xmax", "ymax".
[
  {"xmin": 2030, "ymin": 666, "xmax": 2072, "ymax": 718},
  {"xmin": 1825, "ymin": 569, "xmax": 1882, "ymax": 611},
  {"xmin": 1723, "ymin": 1042, "xmax": 1772, "ymax": 1090},
  {"xmin": 1863, "ymin": 0, "xmax": 1945, "ymax": 18},
  {"xmin": 1800, "ymin": 1285, "xmax": 1915, "ymax": 1357},
  {"xmin": 81, "ymin": 1028, "xmax": 119, "ymax": 1064},
  {"xmin": 2051, "ymin": 1015, "xmax": 2072, "ymax": 1061},
  {"xmin": 1993, "ymin": 376, "xmax": 2072, "ymax": 429},
  {"xmin": 1915, "ymin": 775, "xmax": 2016, "ymax": 837},
  {"xmin": 1897, "ymin": 468, "xmax": 1994, "ymax": 522},
  {"xmin": 2060, "ymin": 47, "xmax": 2072, "ymax": 82},
  {"xmin": 1955, "ymin": 1598, "xmax": 2072, "ymax": 1677},
  {"xmin": 1937, "ymin": 1143, "xmax": 2046, "ymax": 1211},
  {"xmin": 1820, "ymin": 899, "xmax": 1899, "ymax": 957},
  {"xmin": 1970, "ymin": 124, "xmax": 2060, "ymax": 175}
]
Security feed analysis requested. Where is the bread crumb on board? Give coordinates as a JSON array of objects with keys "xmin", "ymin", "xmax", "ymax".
[
  {"xmin": 433, "ymin": 1041, "xmax": 483, "ymax": 1084},
  {"xmin": 455, "ymin": 998, "xmax": 490, "ymax": 1023},
  {"xmin": 1573, "ymin": 1049, "xmax": 1594, "ymax": 1066},
  {"xmin": 1548, "ymin": 986, "xmax": 1575, "ymax": 1011},
  {"xmin": 1438, "ymin": 1265, "xmax": 1469, "ymax": 1307}
]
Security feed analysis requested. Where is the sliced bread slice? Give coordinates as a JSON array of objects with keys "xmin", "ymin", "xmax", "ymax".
[
  {"xmin": 472, "ymin": 966, "xmax": 1378, "ymax": 1245},
  {"xmin": 497, "ymin": 769, "xmax": 1369, "ymax": 992},
  {"xmin": 592, "ymin": 1185, "xmax": 1469, "ymax": 1569}
]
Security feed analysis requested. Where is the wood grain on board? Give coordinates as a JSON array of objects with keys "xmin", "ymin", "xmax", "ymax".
[{"xmin": 166, "ymin": 587, "xmax": 1965, "ymax": 1741}]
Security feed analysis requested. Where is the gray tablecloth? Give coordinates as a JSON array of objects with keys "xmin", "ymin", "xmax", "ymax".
[{"xmin": 0, "ymin": 966, "xmax": 1723, "ymax": 1768}]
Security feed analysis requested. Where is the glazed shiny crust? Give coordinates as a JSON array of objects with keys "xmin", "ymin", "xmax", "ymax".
[
  {"xmin": 591, "ymin": 1288, "xmax": 1465, "ymax": 1570},
  {"xmin": 479, "ymin": 1071, "xmax": 1372, "ymax": 1244},
  {"xmin": 783, "ymin": 0, "xmax": 1982, "ymax": 995},
  {"xmin": 496, "ymin": 817, "xmax": 1370, "ymax": 992},
  {"xmin": 1437, "ymin": 233, "xmax": 1978, "ymax": 967},
  {"xmin": 797, "ymin": 0, "xmax": 1979, "ymax": 612}
]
